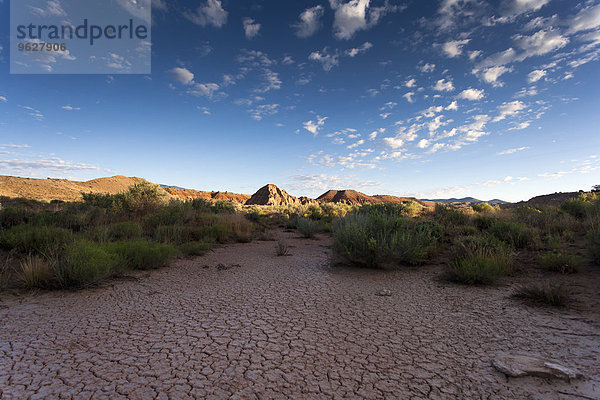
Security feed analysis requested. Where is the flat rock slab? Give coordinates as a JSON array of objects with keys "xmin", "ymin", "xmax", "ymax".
[{"xmin": 493, "ymin": 353, "xmax": 584, "ymax": 381}]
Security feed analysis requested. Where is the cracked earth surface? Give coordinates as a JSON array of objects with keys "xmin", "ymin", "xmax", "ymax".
[{"xmin": 1, "ymin": 230, "xmax": 599, "ymax": 399}]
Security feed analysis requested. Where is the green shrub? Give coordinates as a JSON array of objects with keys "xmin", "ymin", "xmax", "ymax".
[
  {"xmin": 297, "ymin": 217, "xmax": 319, "ymax": 238},
  {"xmin": 489, "ymin": 220, "xmax": 537, "ymax": 249},
  {"xmin": 560, "ymin": 193, "xmax": 598, "ymax": 219},
  {"xmin": 57, "ymin": 241, "xmax": 121, "ymax": 287},
  {"xmin": 513, "ymin": 283, "xmax": 570, "ymax": 307},
  {"xmin": 473, "ymin": 215, "xmax": 497, "ymax": 230},
  {"xmin": 105, "ymin": 240, "xmax": 178, "ymax": 270},
  {"xmin": 446, "ymin": 235, "xmax": 512, "ymax": 285},
  {"xmin": 108, "ymin": 222, "xmax": 142, "ymax": 241},
  {"xmin": 333, "ymin": 212, "xmax": 441, "ymax": 268},
  {"xmin": 17, "ymin": 255, "xmax": 54, "ymax": 289},
  {"xmin": 84, "ymin": 226, "xmax": 111, "ymax": 243},
  {"xmin": 179, "ymin": 241, "xmax": 210, "ymax": 256},
  {"xmin": 472, "ymin": 202, "xmax": 495, "ymax": 213},
  {"xmin": 539, "ymin": 251, "xmax": 584, "ymax": 274},
  {"xmin": 0, "ymin": 207, "xmax": 34, "ymax": 229},
  {"xmin": 587, "ymin": 227, "xmax": 600, "ymax": 265},
  {"xmin": 276, "ymin": 240, "xmax": 290, "ymax": 256},
  {"xmin": 434, "ymin": 204, "xmax": 471, "ymax": 226},
  {"xmin": 0, "ymin": 224, "xmax": 73, "ymax": 255}
]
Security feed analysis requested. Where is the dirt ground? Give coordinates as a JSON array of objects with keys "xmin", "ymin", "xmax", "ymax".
[{"xmin": 1, "ymin": 230, "xmax": 599, "ymax": 399}]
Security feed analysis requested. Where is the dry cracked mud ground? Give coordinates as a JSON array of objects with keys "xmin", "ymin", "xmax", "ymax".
[{"xmin": 1, "ymin": 230, "xmax": 599, "ymax": 399}]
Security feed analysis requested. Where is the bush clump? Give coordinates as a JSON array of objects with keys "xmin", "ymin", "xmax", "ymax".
[
  {"xmin": 539, "ymin": 251, "xmax": 584, "ymax": 274},
  {"xmin": 333, "ymin": 211, "xmax": 441, "ymax": 268},
  {"xmin": 105, "ymin": 240, "xmax": 178, "ymax": 270},
  {"xmin": 0, "ymin": 224, "xmax": 73, "ymax": 256},
  {"xmin": 513, "ymin": 282, "xmax": 570, "ymax": 307},
  {"xmin": 179, "ymin": 241, "xmax": 210, "ymax": 256},
  {"xmin": 57, "ymin": 240, "xmax": 122, "ymax": 287},
  {"xmin": 472, "ymin": 202, "xmax": 495, "ymax": 213},
  {"xmin": 446, "ymin": 235, "xmax": 512, "ymax": 285},
  {"xmin": 108, "ymin": 221, "xmax": 142, "ymax": 241},
  {"xmin": 587, "ymin": 227, "xmax": 600, "ymax": 265},
  {"xmin": 297, "ymin": 217, "xmax": 319, "ymax": 238},
  {"xmin": 489, "ymin": 220, "xmax": 537, "ymax": 249}
]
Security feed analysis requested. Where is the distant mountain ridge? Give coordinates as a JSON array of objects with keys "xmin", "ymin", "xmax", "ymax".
[{"xmin": 422, "ymin": 197, "xmax": 508, "ymax": 205}]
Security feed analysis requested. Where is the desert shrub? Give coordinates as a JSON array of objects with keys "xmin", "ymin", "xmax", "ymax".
[
  {"xmin": 473, "ymin": 215, "xmax": 497, "ymax": 230},
  {"xmin": 56, "ymin": 241, "xmax": 121, "ymax": 287},
  {"xmin": 179, "ymin": 241, "xmax": 210, "ymax": 256},
  {"xmin": 0, "ymin": 207, "xmax": 35, "ymax": 229},
  {"xmin": 82, "ymin": 192, "xmax": 121, "ymax": 209},
  {"xmin": 121, "ymin": 182, "xmax": 166, "ymax": 215},
  {"xmin": 539, "ymin": 251, "xmax": 584, "ymax": 274},
  {"xmin": 154, "ymin": 224, "xmax": 187, "ymax": 244},
  {"xmin": 511, "ymin": 206, "xmax": 578, "ymax": 237},
  {"xmin": 276, "ymin": 240, "xmax": 290, "ymax": 256},
  {"xmin": 560, "ymin": 193, "xmax": 598, "ymax": 219},
  {"xmin": 472, "ymin": 202, "xmax": 495, "ymax": 213},
  {"xmin": 513, "ymin": 282, "xmax": 570, "ymax": 307},
  {"xmin": 0, "ymin": 224, "xmax": 74, "ymax": 255},
  {"xmin": 489, "ymin": 220, "xmax": 537, "ymax": 249},
  {"xmin": 83, "ymin": 226, "xmax": 111, "ymax": 243},
  {"xmin": 105, "ymin": 240, "xmax": 178, "ymax": 270},
  {"xmin": 587, "ymin": 227, "xmax": 600, "ymax": 264},
  {"xmin": 333, "ymin": 212, "xmax": 441, "ymax": 268},
  {"xmin": 108, "ymin": 222, "xmax": 142, "ymax": 241},
  {"xmin": 212, "ymin": 200, "xmax": 235, "ymax": 214},
  {"xmin": 297, "ymin": 217, "xmax": 319, "ymax": 238},
  {"xmin": 189, "ymin": 198, "xmax": 213, "ymax": 212},
  {"xmin": 433, "ymin": 204, "xmax": 471, "ymax": 226},
  {"xmin": 446, "ymin": 235, "xmax": 512, "ymax": 285},
  {"xmin": 218, "ymin": 214, "xmax": 256, "ymax": 242},
  {"xmin": 18, "ymin": 255, "xmax": 54, "ymax": 289}
]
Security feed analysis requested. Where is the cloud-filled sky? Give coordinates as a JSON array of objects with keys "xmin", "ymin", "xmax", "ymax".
[{"xmin": 1, "ymin": 0, "xmax": 599, "ymax": 201}]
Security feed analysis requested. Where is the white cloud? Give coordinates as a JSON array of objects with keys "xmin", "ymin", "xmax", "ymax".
[
  {"xmin": 0, "ymin": 157, "xmax": 99, "ymax": 173},
  {"xmin": 303, "ymin": 116, "xmax": 328, "ymax": 135},
  {"xmin": 514, "ymin": 86, "xmax": 538, "ymax": 97},
  {"xmin": 369, "ymin": 128, "xmax": 385, "ymax": 140},
  {"xmin": 197, "ymin": 106, "xmax": 211, "ymax": 115},
  {"xmin": 61, "ymin": 105, "xmax": 80, "ymax": 111},
  {"xmin": 403, "ymin": 92, "xmax": 415, "ymax": 103},
  {"xmin": 568, "ymin": 3, "xmax": 600, "ymax": 33},
  {"xmin": 442, "ymin": 39, "xmax": 470, "ymax": 57},
  {"xmin": 345, "ymin": 42, "xmax": 373, "ymax": 57},
  {"xmin": 0, "ymin": 96, "xmax": 7, "ymax": 103},
  {"xmin": 416, "ymin": 139, "xmax": 430, "ymax": 149},
  {"xmin": 514, "ymin": 29, "xmax": 569, "ymax": 58},
  {"xmin": 473, "ymin": 65, "xmax": 513, "ymax": 87},
  {"xmin": 527, "ymin": 69, "xmax": 546, "ymax": 82},
  {"xmin": 506, "ymin": 0, "xmax": 550, "ymax": 16},
  {"xmin": 433, "ymin": 78, "xmax": 454, "ymax": 92},
  {"xmin": 249, "ymin": 104, "xmax": 279, "ymax": 121},
  {"xmin": 383, "ymin": 136, "xmax": 405, "ymax": 149},
  {"xmin": 187, "ymin": 82, "xmax": 220, "ymax": 98},
  {"xmin": 493, "ymin": 100, "xmax": 526, "ymax": 122},
  {"xmin": 457, "ymin": 88, "xmax": 485, "ymax": 101},
  {"xmin": 184, "ymin": 0, "xmax": 228, "ymax": 28},
  {"xmin": 508, "ymin": 121, "xmax": 532, "ymax": 130},
  {"xmin": 497, "ymin": 146, "xmax": 530, "ymax": 155},
  {"xmin": 169, "ymin": 67, "xmax": 194, "ymax": 85},
  {"xmin": 405, "ymin": 78, "xmax": 416, "ymax": 88},
  {"xmin": 29, "ymin": 0, "xmax": 66, "ymax": 17},
  {"xmin": 446, "ymin": 100, "xmax": 458, "ymax": 111},
  {"xmin": 256, "ymin": 69, "xmax": 281, "ymax": 92},
  {"xmin": 242, "ymin": 18, "xmax": 261, "ymax": 39},
  {"xmin": 469, "ymin": 50, "xmax": 482, "ymax": 60},
  {"xmin": 329, "ymin": 0, "xmax": 398, "ymax": 40},
  {"xmin": 420, "ymin": 63, "xmax": 435, "ymax": 73},
  {"xmin": 309, "ymin": 48, "xmax": 339, "ymax": 71},
  {"xmin": 347, "ymin": 139, "xmax": 365, "ymax": 149},
  {"xmin": 292, "ymin": 5, "xmax": 324, "ymax": 38}
]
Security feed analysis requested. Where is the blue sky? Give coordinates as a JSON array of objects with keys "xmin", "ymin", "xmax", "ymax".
[{"xmin": 1, "ymin": 0, "xmax": 599, "ymax": 201}]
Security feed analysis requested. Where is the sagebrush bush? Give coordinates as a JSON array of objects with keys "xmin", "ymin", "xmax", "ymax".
[
  {"xmin": 587, "ymin": 227, "xmax": 600, "ymax": 264},
  {"xmin": 57, "ymin": 240, "xmax": 121, "ymax": 287},
  {"xmin": 473, "ymin": 215, "xmax": 497, "ymax": 230},
  {"xmin": 297, "ymin": 217, "xmax": 319, "ymax": 238},
  {"xmin": 108, "ymin": 222, "xmax": 142, "ymax": 241},
  {"xmin": 433, "ymin": 204, "xmax": 471, "ymax": 226},
  {"xmin": 179, "ymin": 241, "xmax": 210, "ymax": 256},
  {"xmin": 18, "ymin": 255, "xmax": 54, "ymax": 289},
  {"xmin": 0, "ymin": 207, "xmax": 34, "ymax": 229},
  {"xmin": 472, "ymin": 202, "xmax": 495, "ymax": 213},
  {"xmin": 539, "ymin": 251, "xmax": 584, "ymax": 274},
  {"xmin": 0, "ymin": 224, "xmax": 73, "ymax": 255},
  {"xmin": 489, "ymin": 220, "xmax": 537, "ymax": 249},
  {"xmin": 333, "ymin": 212, "xmax": 441, "ymax": 268},
  {"xmin": 105, "ymin": 240, "xmax": 178, "ymax": 270},
  {"xmin": 447, "ymin": 235, "xmax": 512, "ymax": 285},
  {"xmin": 514, "ymin": 282, "xmax": 570, "ymax": 307},
  {"xmin": 276, "ymin": 240, "xmax": 290, "ymax": 256}
]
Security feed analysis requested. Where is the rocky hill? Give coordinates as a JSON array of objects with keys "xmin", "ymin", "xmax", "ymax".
[
  {"xmin": 164, "ymin": 187, "xmax": 250, "ymax": 204},
  {"xmin": 317, "ymin": 190, "xmax": 432, "ymax": 207},
  {"xmin": 0, "ymin": 175, "xmax": 151, "ymax": 203},
  {"xmin": 245, "ymin": 184, "xmax": 302, "ymax": 206}
]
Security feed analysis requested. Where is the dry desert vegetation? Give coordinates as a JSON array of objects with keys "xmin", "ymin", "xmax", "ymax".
[{"xmin": 1, "ymin": 176, "xmax": 599, "ymax": 399}]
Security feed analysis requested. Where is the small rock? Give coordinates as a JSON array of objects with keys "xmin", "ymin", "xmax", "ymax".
[
  {"xmin": 375, "ymin": 289, "xmax": 392, "ymax": 297},
  {"xmin": 492, "ymin": 353, "xmax": 583, "ymax": 381},
  {"xmin": 216, "ymin": 263, "xmax": 230, "ymax": 271},
  {"xmin": 202, "ymin": 265, "xmax": 210, "ymax": 269}
]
